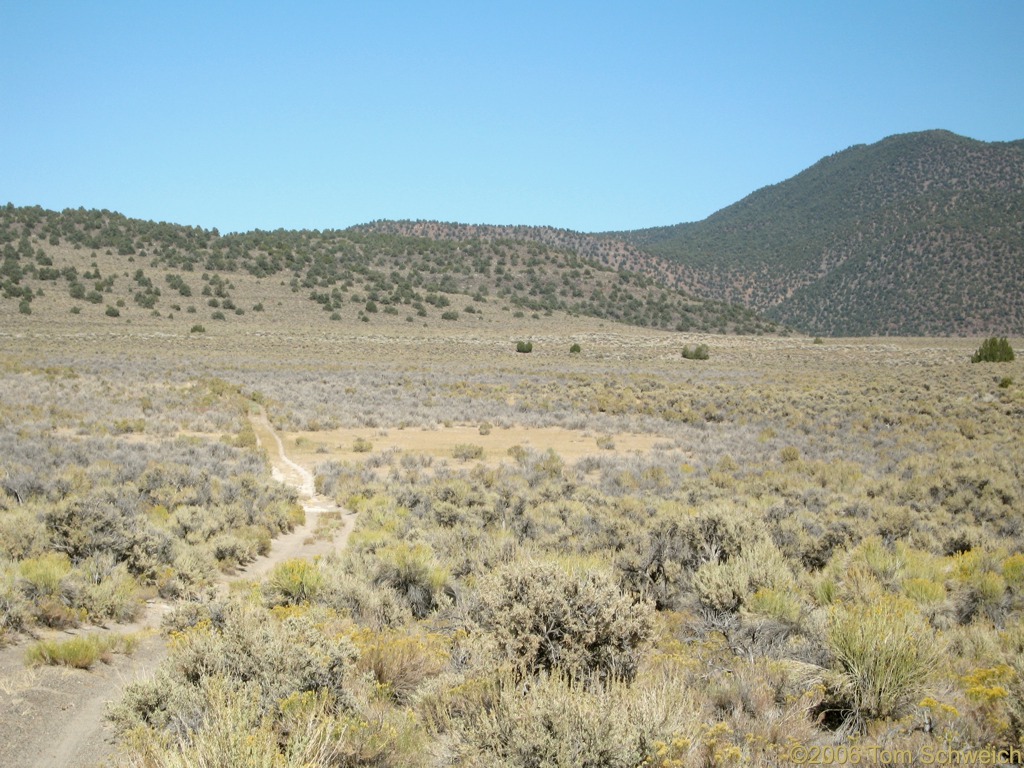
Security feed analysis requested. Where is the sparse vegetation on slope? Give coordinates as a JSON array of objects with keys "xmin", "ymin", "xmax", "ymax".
[
  {"xmin": 0, "ymin": 203, "xmax": 778, "ymax": 335},
  {"xmin": 4, "ymin": 128, "xmax": 1022, "ymax": 337},
  {"xmin": 611, "ymin": 130, "xmax": 1024, "ymax": 336}
]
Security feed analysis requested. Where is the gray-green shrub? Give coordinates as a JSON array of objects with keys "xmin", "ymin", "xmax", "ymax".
[
  {"xmin": 111, "ymin": 598, "xmax": 358, "ymax": 735},
  {"xmin": 681, "ymin": 343, "xmax": 709, "ymax": 360},
  {"xmin": 472, "ymin": 559, "xmax": 654, "ymax": 681}
]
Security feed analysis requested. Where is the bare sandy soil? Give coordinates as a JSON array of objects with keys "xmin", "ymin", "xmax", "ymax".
[
  {"xmin": 0, "ymin": 411, "xmax": 355, "ymax": 768},
  {"xmin": 287, "ymin": 423, "xmax": 670, "ymax": 467}
]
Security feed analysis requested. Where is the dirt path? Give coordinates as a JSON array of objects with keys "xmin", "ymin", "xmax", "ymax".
[
  {"xmin": 238, "ymin": 410, "xmax": 356, "ymax": 580},
  {"xmin": 0, "ymin": 410, "xmax": 355, "ymax": 768}
]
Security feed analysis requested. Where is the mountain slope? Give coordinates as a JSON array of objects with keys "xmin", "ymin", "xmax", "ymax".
[
  {"xmin": 612, "ymin": 130, "xmax": 1024, "ymax": 336},
  {"xmin": 0, "ymin": 205, "xmax": 778, "ymax": 335},
  {"xmin": 350, "ymin": 220, "xmax": 685, "ymax": 290},
  {"xmin": 6, "ymin": 129, "xmax": 1019, "ymax": 337}
]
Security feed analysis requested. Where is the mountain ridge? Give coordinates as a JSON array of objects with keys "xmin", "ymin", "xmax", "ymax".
[
  {"xmin": 4, "ymin": 129, "xmax": 1022, "ymax": 337},
  {"xmin": 608, "ymin": 130, "xmax": 1024, "ymax": 335}
]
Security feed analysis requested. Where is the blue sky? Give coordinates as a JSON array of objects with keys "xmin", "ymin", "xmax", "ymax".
[{"xmin": 2, "ymin": 1, "xmax": 1022, "ymax": 234}]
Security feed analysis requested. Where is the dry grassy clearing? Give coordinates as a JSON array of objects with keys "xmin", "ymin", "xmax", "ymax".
[
  {"xmin": 1, "ymin": 311, "xmax": 1023, "ymax": 766},
  {"xmin": 286, "ymin": 424, "xmax": 667, "ymax": 466}
]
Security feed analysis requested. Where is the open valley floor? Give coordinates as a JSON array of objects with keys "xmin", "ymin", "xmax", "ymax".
[{"xmin": 1, "ymin": 314, "xmax": 1022, "ymax": 766}]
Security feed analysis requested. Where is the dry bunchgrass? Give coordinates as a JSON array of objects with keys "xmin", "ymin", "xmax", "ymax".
[
  {"xmin": 26, "ymin": 631, "xmax": 139, "ymax": 669},
  {"xmin": 822, "ymin": 596, "xmax": 943, "ymax": 731}
]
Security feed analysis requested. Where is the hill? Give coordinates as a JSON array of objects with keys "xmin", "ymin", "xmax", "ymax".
[
  {"xmin": 609, "ymin": 130, "xmax": 1024, "ymax": 336},
  {"xmin": 0, "ymin": 204, "xmax": 778, "ymax": 335},
  {"xmin": 9, "ymin": 128, "xmax": 1018, "ymax": 337},
  {"xmin": 351, "ymin": 220, "xmax": 683, "ymax": 289}
]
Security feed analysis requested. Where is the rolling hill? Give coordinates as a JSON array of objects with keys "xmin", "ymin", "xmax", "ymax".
[
  {"xmin": 609, "ymin": 130, "xmax": 1024, "ymax": 336},
  {"xmin": 0, "ymin": 205, "xmax": 777, "ymax": 335},
  {"xmin": 5, "ymin": 130, "xmax": 1021, "ymax": 338}
]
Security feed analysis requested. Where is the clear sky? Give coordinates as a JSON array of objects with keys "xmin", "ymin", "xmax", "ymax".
[{"xmin": 2, "ymin": 1, "xmax": 1022, "ymax": 234}]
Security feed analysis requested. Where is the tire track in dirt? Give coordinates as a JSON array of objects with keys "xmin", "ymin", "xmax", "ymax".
[
  {"xmin": 0, "ymin": 409, "xmax": 355, "ymax": 768},
  {"xmin": 237, "ymin": 410, "xmax": 356, "ymax": 580}
]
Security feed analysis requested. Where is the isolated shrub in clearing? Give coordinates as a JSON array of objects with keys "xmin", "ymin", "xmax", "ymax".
[{"xmin": 451, "ymin": 443, "xmax": 484, "ymax": 460}]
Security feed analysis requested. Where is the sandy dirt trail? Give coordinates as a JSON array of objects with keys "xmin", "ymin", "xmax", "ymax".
[{"xmin": 0, "ymin": 410, "xmax": 354, "ymax": 768}]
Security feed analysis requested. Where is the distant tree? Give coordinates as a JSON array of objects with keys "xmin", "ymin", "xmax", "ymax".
[
  {"xmin": 972, "ymin": 337, "xmax": 1014, "ymax": 363},
  {"xmin": 516, "ymin": 341, "xmax": 533, "ymax": 353}
]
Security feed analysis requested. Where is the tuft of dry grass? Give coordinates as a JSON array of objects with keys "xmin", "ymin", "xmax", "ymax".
[
  {"xmin": 824, "ymin": 596, "xmax": 942, "ymax": 730},
  {"xmin": 26, "ymin": 632, "xmax": 139, "ymax": 669}
]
